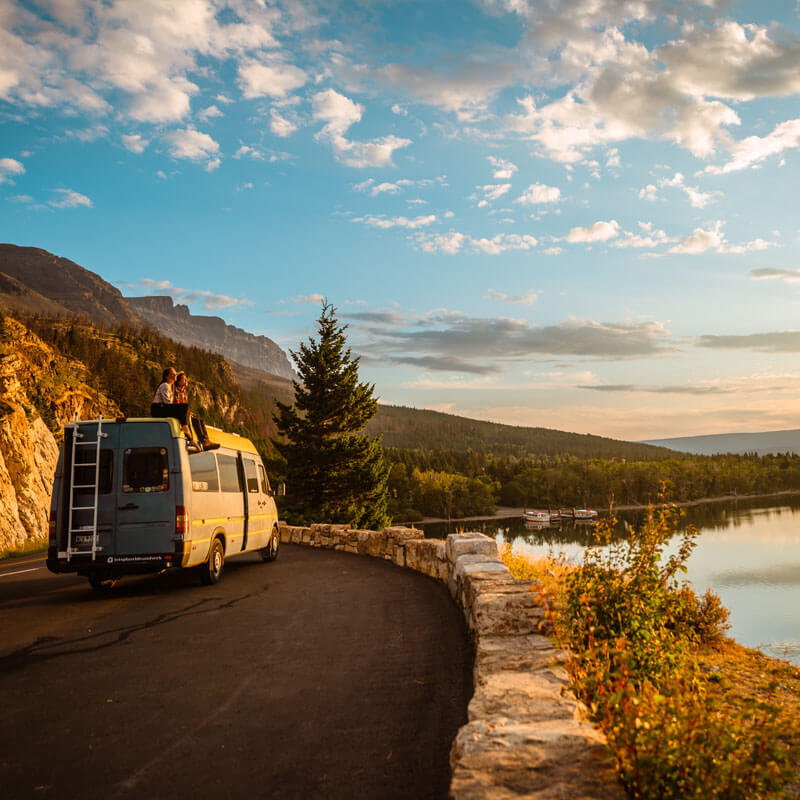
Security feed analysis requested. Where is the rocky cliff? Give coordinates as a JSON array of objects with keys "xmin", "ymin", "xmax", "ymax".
[
  {"xmin": 0, "ymin": 316, "xmax": 119, "ymax": 552},
  {"xmin": 0, "ymin": 243, "xmax": 295, "ymax": 381},
  {"xmin": 127, "ymin": 295, "xmax": 295, "ymax": 379}
]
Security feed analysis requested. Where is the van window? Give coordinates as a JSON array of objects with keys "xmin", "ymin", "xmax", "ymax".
[
  {"xmin": 123, "ymin": 447, "xmax": 169, "ymax": 493},
  {"xmin": 243, "ymin": 458, "xmax": 259, "ymax": 493},
  {"xmin": 258, "ymin": 464, "xmax": 270, "ymax": 495},
  {"xmin": 217, "ymin": 454, "xmax": 243, "ymax": 493},
  {"xmin": 190, "ymin": 452, "xmax": 219, "ymax": 492}
]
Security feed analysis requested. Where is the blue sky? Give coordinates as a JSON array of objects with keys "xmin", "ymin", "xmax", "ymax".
[{"xmin": 3, "ymin": 0, "xmax": 800, "ymax": 440}]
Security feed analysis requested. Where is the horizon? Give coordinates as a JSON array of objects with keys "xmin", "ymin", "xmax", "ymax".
[{"xmin": 2, "ymin": 1, "xmax": 800, "ymax": 441}]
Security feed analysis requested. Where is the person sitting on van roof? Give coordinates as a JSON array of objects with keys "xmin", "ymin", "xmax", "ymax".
[
  {"xmin": 151, "ymin": 367, "xmax": 176, "ymax": 413},
  {"xmin": 173, "ymin": 372, "xmax": 219, "ymax": 452}
]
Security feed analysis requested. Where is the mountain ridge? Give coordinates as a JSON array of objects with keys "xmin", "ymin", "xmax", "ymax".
[{"xmin": 642, "ymin": 429, "xmax": 800, "ymax": 456}]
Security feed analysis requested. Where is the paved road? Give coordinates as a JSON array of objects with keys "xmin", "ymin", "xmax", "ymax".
[{"xmin": 0, "ymin": 545, "xmax": 472, "ymax": 800}]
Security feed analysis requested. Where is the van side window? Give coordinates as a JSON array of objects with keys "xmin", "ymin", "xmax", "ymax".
[
  {"xmin": 258, "ymin": 464, "xmax": 270, "ymax": 495},
  {"xmin": 217, "ymin": 454, "xmax": 243, "ymax": 493},
  {"xmin": 123, "ymin": 447, "xmax": 169, "ymax": 493},
  {"xmin": 190, "ymin": 452, "xmax": 219, "ymax": 492},
  {"xmin": 243, "ymin": 458, "xmax": 259, "ymax": 493}
]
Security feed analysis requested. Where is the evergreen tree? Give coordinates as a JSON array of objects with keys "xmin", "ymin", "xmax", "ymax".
[{"xmin": 273, "ymin": 302, "xmax": 390, "ymax": 528}]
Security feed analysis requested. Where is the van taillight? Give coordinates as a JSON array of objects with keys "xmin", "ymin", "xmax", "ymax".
[
  {"xmin": 48, "ymin": 511, "xmax": 56, "ymax": 542},
  {"xmin": 175, "ymin": 506, "xmax": 190, "ymax": 537}
]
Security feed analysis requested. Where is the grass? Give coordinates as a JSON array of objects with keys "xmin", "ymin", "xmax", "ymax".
[
  {"xmin": 501, "ymin": 505, "xmax": 800, "ymax": 800},
  {"xmin": 0, "ymin": 539, "xmax": 48, "ymax": 561}
]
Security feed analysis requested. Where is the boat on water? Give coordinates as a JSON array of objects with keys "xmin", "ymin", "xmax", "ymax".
[
  {"xmin": 573, "ymin": 508, "xmax": 599, "ymax": 520},
  {"xmin": 524, "ymin": 509, "xmax": 551, "ymax": 523}
]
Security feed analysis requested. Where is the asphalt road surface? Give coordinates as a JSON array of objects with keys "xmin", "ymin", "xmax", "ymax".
[{"xmin": 0, "ymin": 544, "xmax": 472, "ymax": 800}]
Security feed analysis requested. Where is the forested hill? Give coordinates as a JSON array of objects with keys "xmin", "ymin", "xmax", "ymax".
[{"xmin": 367, "ymin": 405, "xmax": 679, "ymax": 461}]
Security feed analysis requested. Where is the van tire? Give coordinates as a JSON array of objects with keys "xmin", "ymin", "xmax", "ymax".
[
  {"xmin": 260, "ymin": 528, "xmax": 280, "ymax": 562},
  {"xmin": 200, "ymin": 538, "xmax": 225, "ymax": 585}
]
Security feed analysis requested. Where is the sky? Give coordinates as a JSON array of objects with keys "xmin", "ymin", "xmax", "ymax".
[{"xmin": 2, "ymin": 0, "xmax": 800, "ymax": 442}]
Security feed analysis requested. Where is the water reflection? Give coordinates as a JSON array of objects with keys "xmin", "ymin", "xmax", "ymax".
[{"xmin": 419, "ymin": 494, "xmax": 800, "ymax": 666}]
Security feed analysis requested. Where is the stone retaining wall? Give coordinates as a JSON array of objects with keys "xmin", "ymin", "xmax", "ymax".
[{"xmin": 279, "ymin": 522, "xmax": 624, "ymax": 799}]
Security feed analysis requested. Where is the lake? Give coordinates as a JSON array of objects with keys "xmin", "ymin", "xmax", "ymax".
[{"xmin": 419, "ymin": 495, "xmax": 800, "ymax": 665}]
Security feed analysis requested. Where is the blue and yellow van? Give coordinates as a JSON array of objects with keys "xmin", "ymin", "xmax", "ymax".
[{"xmin": 46, "ymin": 416, "xmax": 283, "ymax": 589}]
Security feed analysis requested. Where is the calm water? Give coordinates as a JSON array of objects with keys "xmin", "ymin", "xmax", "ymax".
[{"xmin": 420, "ymin": 496, "xmax": 800, "ymax": 665}]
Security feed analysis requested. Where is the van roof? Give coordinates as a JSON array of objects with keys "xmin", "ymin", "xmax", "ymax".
[{"xmin": 99, "ymin": 417, "xmax": 260, "ymax": 456}]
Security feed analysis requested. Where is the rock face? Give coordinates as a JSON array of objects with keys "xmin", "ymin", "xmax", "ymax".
[
  {"xmin": 0, "ymin": 316, "xmax": 119, "ymax": 552},
  {"xmin": 0, "ymin": 244, "xmax": 138, "ymax": 324},
  {"xmin": 127, "ymin": 295, "xmax": 295, "ymax": 379},
  {"xmin": 0, "ymin": 243, "xmax": 295, "ymax": 381}
]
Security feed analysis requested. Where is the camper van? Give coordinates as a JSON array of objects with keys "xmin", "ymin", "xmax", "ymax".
[{"xmin": 46, "ymin": 416, "xmax": 283, "ymax": 589}]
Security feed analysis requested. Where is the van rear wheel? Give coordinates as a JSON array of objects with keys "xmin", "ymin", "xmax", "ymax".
[
  {"xmin": 260, "ymin": 528, "xmax": 279, "ymax": 562},
  {"xmin": 200, "ymin": 538, "xmax": 225, "ymax": 585}
]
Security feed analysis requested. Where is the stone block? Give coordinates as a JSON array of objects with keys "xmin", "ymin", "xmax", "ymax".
[
  {"xmin": 450, "ymin": 718, "xmax": 624, "ymax": 800},
  {"xmin": 468, "ymin": 669, "xmax": 576, "ymax": 723},
  {"xmin": 448, "ymin": 554, "xmax": 506, "ymax": 602},
  {"xmin": 474, "ymin": 633, "xmax": 566, "ymax": 677},
  {"xmin": 392, "ymin": 543, "xmax": 406, "ymax": 567},
  {"xmin": 405, "ymin": 538, "xmax": 447, "ymax": 578},
  {"xmin": 446, "ymin": 532, "xmax": 498, "ymax": 563},
  {"xmin": 470, "ymin": 587, "xmax": 547, "ymax": 636},
  {"xmin": 364, "ymin": 529, "xmax": 387, "ymax": 558}
]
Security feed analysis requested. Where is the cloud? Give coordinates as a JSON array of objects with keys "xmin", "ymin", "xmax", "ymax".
[
  {"xmin": 197, "ymin": 104, "xmax": 223, "ymax": 121},
  {"xmin": 750, "ymin": 267, "xmax": 800, "ymax": 284},
  {"xmin": 565, "ymin": 220, "xmax": 620, "ymax": 243},
  {"xmin": 0, "ymin": 157, "xmax": 24, "ymax": 184},
  {"xmin": 391, "ymin": 104, "xmax": 408, "ymax": 116},
  {"xmin": 269, "ymin": 108, "xmax": 297, "ymax": 137},
  {"xmin": 471, "ymin": 233, "xmax": 537, "ymax": 254},
  {"xmin": 487, "ymin": 156, "xmax": 518, "ymax": 180},
  {"xmin": 293, "ymin": 293, "xmax": 325, "ymax": 304},
  {"xmin": 312, "ymin": 88, "xmax": 412, "ymax": 168},
  {"xmin": 234, "ymin": 145, "xmax": 263, "ymax": 160},
  {"xmin": 238, "ymin": 58, "xmax": 307, "ymax": 100},
  {"xmin": 343, "ymin": 310, "xmax": 410, "ymax": 326},
  {"xmin": 653, "ymin": 172, "xmax": 720, "ymax": 208},
  {"xmin": 388, "ymin": 355, "xmax": 502, "ymax": 375},
  {"xmin": 486, "ymin": 289, "xmax": 538, "ymax": 306},
  {"xmin": 515, "ymin": 182, "xmax": 561, "ymax": 205},
  {"xmin": 355, "ymin": 214, "xmax": 437, "ymax": 230},
  {"xmin": 613, "ymin": 221, "xmax": 671, "ymax": 249},
  {"xmin": 121, "ymin": 134, "xmax": 148, "ymax": 154},
  {"xmin": 415, "ymin": 232, "xmax": 468, "ymax": 255},
  {"xmin": 49, "ymin": 189, "xmax": 92, "ymax": 209},
  {"xmin": 581, "ymin": 383, "xmax": 735, "ymax": 395},
  {"xmin": 132, "ymin": 278, "xmax": 253, "ymax": 311},
  {"xmin": 477, "ymin": 183, "xmax": 511, "ymax": 206},
  {"xmin": 705, "ymin": 118, "xmax": 800, "ymax": 175},
  {"xmin": 697, "ymin": 331, "xmax": 800, "ymax": 352},
  {"xmin": 367, "ymin": 314, "xmax": 671, "ymax": 360},
  {"xmin": 163, "ymin": 127, "xmax": 220, "ymax": 168},
  {"xmin": 669, "ymin": 221, "xmax": 770, "ymax": 255}
]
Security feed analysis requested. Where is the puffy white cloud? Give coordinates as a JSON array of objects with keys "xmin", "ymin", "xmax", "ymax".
[
  {"xmin": 121, "ymin": 134, "xmax": 148, "ymax": 154},
  {"xmin": 644, "ymin": 172, "xmax": 719, "ymax": 207},
  {"xmin": 487, "ymin": 156, "xmax": 517, "ymax": 179},
  {"xmin": 668, "ymin": 221, "xmax": 771, "ymax": 255},
  {"xmin": 565, "ymin": 219, "xmax": 620, "ymax": 242},
  {"xmin": 312, "ymin": 88, "xmax": 412, "ymax": 168},
  {"xmin": 515, "ymin": 182, "xmax": 561, "ymax": 204},
  {"xmin": 269, "ymin": 108, "xmax": 297, "ymax": 137},
  {"xmin": 355, "ymin": 214, "xmax": 437, "ymax": 229},
  {"xmin": 163, "ymin": 127, "xmax": 220, "ymax": 167},
  {"xmin": 705, "ymin": 118, "xmax": 800, "ymax": 175},
  {"xmin": 49, "ymin": 188, "xmax": 92, "ymax": 208},
  {"xmin": 471, "ymin": 233, "xmax": 537, "ymax": 254},
  {"xmin": 132, "ymin": 278, "xmax": 253, "ymax": 311},
  {"xmin": 415, "ymin": 232, "xmax": 468, "ymax": 254},
  {"xmin": 477, "ymin": 183, "xmax": 511, "ymax": 206},
  {"xmin": 0, "ymin": 157, "xmax": 24, "ymax": 184},
  {"xmin": 614, "ymin": 221, "xmax": 670, "ymax": 249},
  {"xmin": 238, "ymin": 58, "xmax": 307, "ymax": 100},
  {"xmin": 234, "ymin": 144, "xmax": 263, "ymax": 160},
  {"xmin": 197, "ymin": 104, "xmax": 223, "ymax": 121}
]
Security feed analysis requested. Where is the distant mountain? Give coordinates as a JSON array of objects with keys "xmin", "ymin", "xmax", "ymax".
[
  {"xmin": 127, "ymin": 295, "xmax": 295, "ymax": 380},
  {"xmin": 641, "ymin": 429, "xmax": 800, "ymax": 456},
  {"xmin": 368, "ymin": 405, "xmax": 680, "ymax": 460},
  {"xmin": 0, "ymin": 243, "xmax": 294, "ymax": 380}
]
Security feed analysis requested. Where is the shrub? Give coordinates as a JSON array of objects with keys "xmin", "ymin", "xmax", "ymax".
[{"xmin": 548, "ymin": 486, "xmax": 791, "ymax": 798}]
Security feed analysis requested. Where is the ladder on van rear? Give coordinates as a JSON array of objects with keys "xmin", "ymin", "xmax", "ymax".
[{"xmin": 65, "ymin": 415, "xmax": 107, "ymax": 562}]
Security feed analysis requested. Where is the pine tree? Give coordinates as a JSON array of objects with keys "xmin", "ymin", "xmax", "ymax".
[{"xmin": 273, "ymin": 302, "xmax": 390, "ymax": 528}]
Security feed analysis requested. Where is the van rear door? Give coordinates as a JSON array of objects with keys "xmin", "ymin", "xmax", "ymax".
[{"xmin": 116, "ymin": 422, "xmax": 176, "ymax": 555}]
